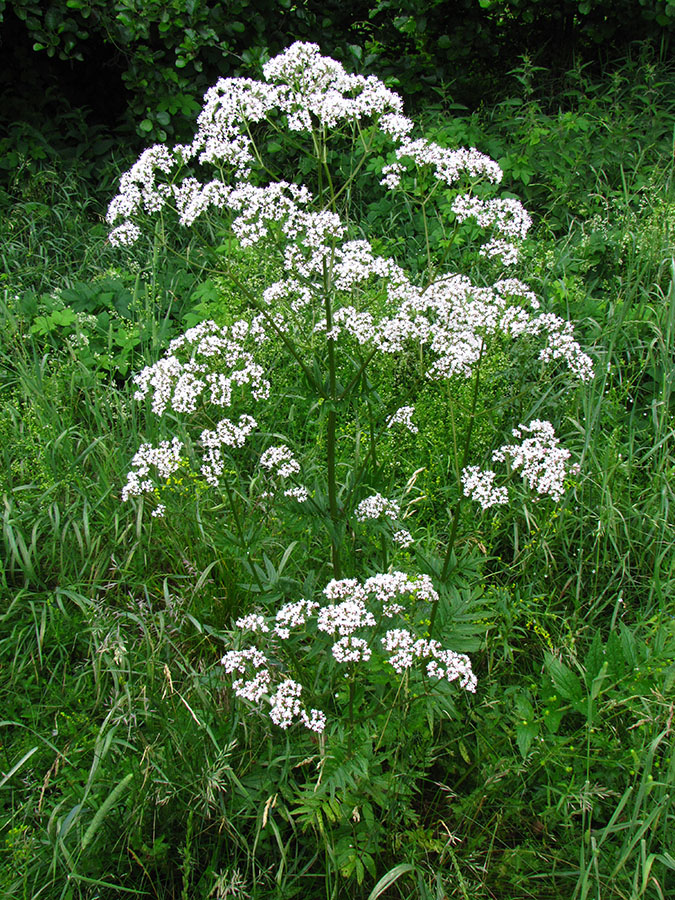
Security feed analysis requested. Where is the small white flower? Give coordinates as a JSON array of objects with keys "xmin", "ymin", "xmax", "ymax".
[
  {"xmin": 300, "ymin": 707, "xmax": 327, "ymax": 733},
  {"xmin": 355, "ymin": 493, "xmax": 400, "ymax": 522},
  {"xmin": 269, "ymin": 679, "xmax": 303, "ymax": 729},
  {"xmin": 461, "ymin": 466, "xmax": 509, "ymax": 509},
  {"xmin": 392, "ymin": 529, "xmax": 413, "ymax": 548},
  {"xmin": 387, "ymin": 406, "xmax": 418, "ymax": 434},
  {"xmin": 235, "ymin": 614, "xmax": 270, "ymax": 633},
  {"xmin": 331, "ymin": 636, "xmax": 372, "ymax": 663}
]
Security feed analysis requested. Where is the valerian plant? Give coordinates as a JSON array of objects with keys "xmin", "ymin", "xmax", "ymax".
[{"xmin": 108, "ymin": 41, "xmax": 592, "ymax": 879}]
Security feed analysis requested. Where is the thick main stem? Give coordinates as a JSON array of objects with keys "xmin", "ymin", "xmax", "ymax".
[{"xmin": 323, "ymin": 264, "xmax": 342, "ymax": 578}]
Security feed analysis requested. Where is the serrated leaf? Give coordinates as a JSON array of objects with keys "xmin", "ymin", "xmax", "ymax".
[
  {"xmin": 514, "ymin": 692, "xmax": 534, "ymax": 719},
  {"xmin": 605, "ymin": 630, "xmax": 626, "ymax": 679},
  {"xmin": 52, "ymin": 308, "xmax": 77, "ymax": 326},
  {"xmin": 590, "ymin": 661, "xmax": 609, "ymax": 701},
  {"xmin": 619, "ymin": 622, "xmax": 638, "ymax": 667},
  {"xmin": 584, "ymin": 630, "xmax": 605, "ymax": 686},
  {"xmin": 545, "ymin": 653, "xmax": 584, "ymax": 703},
  {"xmin": 543, "ymin": 707, "xmax": 563, "ymax": 734},
  {"xmin": 516, "ymin": 721, "xmax": 538, "ymax": 757}
]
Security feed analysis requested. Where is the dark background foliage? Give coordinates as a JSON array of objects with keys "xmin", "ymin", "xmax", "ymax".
[{"xmin": 1, "ymin": 0, "xmax": 675, "ymax": 151}]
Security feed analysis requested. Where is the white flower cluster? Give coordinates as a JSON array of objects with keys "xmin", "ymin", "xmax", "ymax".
[
  {"xmin": 463, "ymin": 419, "xmax": 576, "ymax": 508},
  {"xmin": 317, "ymin": 578, "xmax": 377, "ymax": 636},
  {"xmin": 493, "ymin": 419, "xmax": 572, "ymax": 502},
  {"xmin": 364, "ymin": 571, "xmax": 438, "ymax": 613},
  {"xmin": 392, "ymin": 529, "xmax": 414, "ymax": 548},
  {"xmin": 380, "ymin": 629, "xmax": 476, "ymax": 691},
  {"xmin": 263, "ymin": 41, "xmax": 405, "ymax": 131},
  {"xmin": 387, "ymin": 405, "xmax": 418, "ymax": 434},
  {"xmin": 234, "ymin": 613, "xmax": 270, "ymax": 633},
  {"xmin": 222, "ymin": 569, "xmax": 473, "ymax": 731},
  {"xmin": 122, "ymin": 318, "xmax": 273, "ymax": 504},
  {"xmin": 355, "ymin": 493, "xmax": 400, "ymax": 522},
  {"xmin": 221, "ymin": 647, "xmax": 325, "ymax": 731},
  {"xmin": 452, "ymin": 195, "xmax": 532, "ymax": 241},
  {"xmin": 201, "ymin": 414, "xmax": 257, "ymax": 486},
  {"xmin": 106, "ymin": 40, "xmax": 522, "ymax": 291},
  {"xmin": 343, "ymin": 489, "xmax": 415, "ymax": 549},
  {"xmin": 260, "ymin": 445, "xmax": 300, "ymax": 478},
  {"xmin": 331, "ymin": 635, "xmax": 372, "ymax": 663},
  {"xmin": 107, "ymin": 144, "xmax": 175, "ymax": 244},
  {"xmin": 304, "ymin": 247, "xmax": 592, "ymax": 383},
  {"xmin": 273, "ymin": 599, "xmax": 319, "ymax": 640},
  {"xmin": 259, "ymin": 445, "xmax": 309, "ymax": 503},
  {"xmin": 107, "ymin": 42, "xmax": 403, "ymax": 239},
  {"xmin": 392, "ymin": 139, "xmax": 503, "ymax": 189},
  {"xmin": 461, "ymin": 466, "xmax": 509, "ymax": 509},
  {"xmin": 111, "ymin": 44, "xmax": 592, "ymax": 403},
  {"xmin": 269, "ymin": 679, "xmax": 303, "ymax": 728},
  {"xmin": 122, "ymin": 437, "xmax": 184, "ymax": 510},
  {"xmin": 479, "ymin": 237, "xmax": 520, "ymax": 266},
  {"xmin": 133, "ymin": 319, "xmax": 269, "ymax": 416}
]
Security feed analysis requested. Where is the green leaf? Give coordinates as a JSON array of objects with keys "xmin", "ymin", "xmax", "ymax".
[
  {"xmin": 0, "ymin": 746, "xmax": 38, "ymax": 788},
  {"xmin": 545, "ymin": 653, "xmax": 584, "ymax": 703},
  {"xmin": 52, "ymin": 308, "xmax": 77, "ymax": 327},
  {"xmin": 605, "ymin": 630, "xmax": 626, "ymax": 679},
  {"xmin": 584, "ymin": 630, "xmax": 605, "ymax": 685},
  {"xmin": 139, "ymin": 119, "xmax": 153, "ymax": 132},
  {"xmin": 367, "ymin": 864, "xmax": 414, "ymax": 900},
  {"xmin": 619, "ymin": 622, "xmax": 638, "ymax": 667},
  {"xmin": 81, "ymin": 772, "xmax": 133, "ymax": 850},
  {"xmin": 516, "ymin": 721, "xmax": 538, "ymax": 758}
]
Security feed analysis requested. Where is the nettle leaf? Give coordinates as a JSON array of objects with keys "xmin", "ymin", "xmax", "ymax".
[
  {"xmin": 516, "ymin": 720, "xmax": 538, "ymax": 758},
  {"xmin": 605, "ymin": 630, "xmax": 627, "ymax": 680},
  {"xmin": 51, "ymin": 308, "xmax": 77, "ymax": 327},
  {"xmin": 619, "ymin": 622, "xmax": 638, "ymax": 668},
  {"xmin": 544, "ymin": 653, "xmax": 584, "ymax": 704},
  {"xmin": 584, "ymin": 630, "xmax": 605, "ymax": 687}
]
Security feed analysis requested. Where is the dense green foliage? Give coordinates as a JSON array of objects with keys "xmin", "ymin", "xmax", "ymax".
[
  {"xmin": 2, "ymin": 0, "xmax": 675, "ymax": 144},
  {"xmin": 1, "ymin": 31, "xmax": 674, "ymax": 900}
]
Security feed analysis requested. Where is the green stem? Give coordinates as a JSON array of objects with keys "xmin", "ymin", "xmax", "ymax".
[
  {"xmin": 323, "ymin": 262, "xmax": 342, "ymax": 578},
  {"xmin": 337, "ymin": 347, "xmax": 378, "ymax": 402},
  {"xmin": 220, "ymin": 258, "xmax": 327, "ymax": 399},
  {"xmin": 348, "ymin": 678, "xmax": 355, "ymax": 754},
  {"xmin": 328, "ymin": 128, "xmax": 375, "ymax": 210},
  {"xmin": 429, "ymin": 340, "xmax": 486, "ymax": 636},
  {"xmin": 222, "ymin": 474, "xmax": 264, "ymax": 592}
]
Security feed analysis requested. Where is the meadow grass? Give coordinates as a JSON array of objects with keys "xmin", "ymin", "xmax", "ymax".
[{"xmin": 1, "ymin": 52, "xmax": 674, "ymax": 899}]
